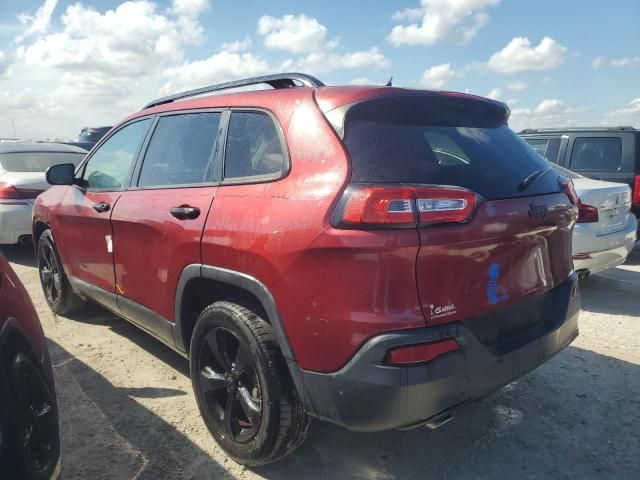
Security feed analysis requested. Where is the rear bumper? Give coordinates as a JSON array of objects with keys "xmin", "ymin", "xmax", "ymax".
[
  {"xmin": 297, "ymin": 274, "xmax": 580, "ymax": 432},
  {"xmin": 0, "ymin": 203, "xmax": 33, "ymax": 244},
  {"xmin": 573, "ymin": 215, "xmax": 638, "ymax": 274}
]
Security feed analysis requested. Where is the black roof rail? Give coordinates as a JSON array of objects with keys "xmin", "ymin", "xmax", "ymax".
[
  {"xmin": 519, "ymin": 126, "xmax": 637, "ymax": 134},
  {"xmin": 142, "ymin": 72, "xmax": 325, "ymax": 110}
]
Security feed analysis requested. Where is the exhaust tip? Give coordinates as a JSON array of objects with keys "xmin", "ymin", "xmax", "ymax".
[{"xmin": 425, "ymin": 412, "xmax": 454, "ymax": 430}]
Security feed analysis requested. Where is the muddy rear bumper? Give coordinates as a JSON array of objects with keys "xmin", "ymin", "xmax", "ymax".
[{"xmin": 297, "ymin": 273, "xmax": 580, "ymax": 432}]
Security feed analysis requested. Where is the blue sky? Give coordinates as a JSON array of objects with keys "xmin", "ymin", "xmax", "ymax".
[{"xmin": 0, "ymin": 0, "xmax": 638, "ymax": 139}]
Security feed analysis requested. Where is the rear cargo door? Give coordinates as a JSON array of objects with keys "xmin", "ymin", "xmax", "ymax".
[{"xmin": 340, "ymin": 94, "xmax": 577, "ymax": 326}]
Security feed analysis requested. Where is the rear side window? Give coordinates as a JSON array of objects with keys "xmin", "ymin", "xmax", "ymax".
[
  {"xmin": 82, "ymin": 119, "xmax": 151, "ymax": 190},
  {"xmin": 224, "ymin": 112, "xmax": 285, "ymax": 180},
  {"xmin": 342, "ymin": 95, "xmax": 558, "ymax": 200},
  {"xmin": 524, "ymin": 138, "xmax": 561, "ymax": 163},
  {"xmin": 138, "ymin": 113, "xmax": 221, "ymax": 187},
  {"xmin": 570, "ymin": 137, "xmax": 622, "ymax": 171},
  {"xmin": 0, "ymin": 152, "xmax": 85, "ymax": 172}
]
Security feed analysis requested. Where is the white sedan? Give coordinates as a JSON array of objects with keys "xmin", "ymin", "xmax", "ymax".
[
  {"xmin": 553, "ymin": 164, "xmax": 638, "ymax": 277},
  {"xmin": 0, "ymin": 142, "xmax": 86, "ymax": 244}
]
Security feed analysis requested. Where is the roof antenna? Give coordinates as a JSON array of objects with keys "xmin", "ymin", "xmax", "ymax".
[{"xmin": 385, "ymin": 76, "xmax": 393, "ymax": 87}]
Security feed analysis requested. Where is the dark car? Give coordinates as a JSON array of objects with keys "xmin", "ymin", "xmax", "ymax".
[
  {"xmin": 0, "ymin": 254, "xmax": 60, "ymax": 479},
  {"xmin": 62, "ymin": 126, "xmax": 112, "ymax": 152},
  {"xmin": 520, "ymin": 126, "xmax": 640, "ymax": 224},
  {"xmin": 34, "ymin": 73, "xmax": 580, "ymax": 465}
]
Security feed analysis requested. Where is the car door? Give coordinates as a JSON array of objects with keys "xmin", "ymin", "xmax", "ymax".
[
  {"xmin": 110, "ymin": 111, "xmax": 223, "ymax": 341},
  {"xmin": 567, "ymin": 133, "xmax": 635, "ymax": 186},
  {"xmin": 55, "ymin": 118, "xmax": 152, "ymax": 309}
]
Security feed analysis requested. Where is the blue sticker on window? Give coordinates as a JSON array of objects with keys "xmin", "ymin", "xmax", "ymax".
[{"xmin": 486, "ymin": 262, "xmax": 509, "ymax": 305}]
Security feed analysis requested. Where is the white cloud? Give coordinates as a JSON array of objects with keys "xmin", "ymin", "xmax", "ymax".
[
  {"xmin": 507, "ymin": 80, "xmax": 528, "ymax": 92},
  {"xmin": 591, "ymin": 56, "xmax": 605, "ymax": 69},
  {"xmin": 3, "ymin": 0, "xmax": 212, "ymax": 138},
  {"xmin": 17, "ymin": 0, "xmax": 58, "ymax": 41},
  {"xmin": 0, "ymin": 51, "xmax": 8, "ymax": 76},
  {"xmin": 388, "ymin": 0, "xmax": 501, "ymax": 46},
  {"xmin": 421, "ymin": 63, "xmax": 456, "ymax": 88},
  {"xmin": 349, "ymin": 77, "xmax": 374, "ymax": 85},
  {"xmin": 299, "ymin": 47, "xmax": 389, "ymax": 74},
  {"xmin": 508, "ymin": 98, "xmax": 588, "ymax": 131},
  {"xmin": 485, "ymin": 88, "xmax": 501, "ymax": 100},
  {"xmin": 606, "ymin": 98, "xmax": 640, "ymax": 125},
  {"xmin": 257, "ymin": 14, "xmax": 326, "ymax": 54},
  {"xmin": 219, "ymin": 37, "xmax": 252, "ymax": 53},
  {"xmin": 534, "ymin": 98, "xmax": 565, "ymax": 115},
  {"xmin": 169, "ymin": 0, "xmax": 210, "ymax": 17},
  {"xmin": 162, "ymin": 51, "xmax": 270, "ymax": 93},
  {"xmin": 488, "ymin": 36, "xmax": 567, "ymax": 74},
  {"xmin": 610, "ymin": 56, "xmax": 640, "ymax": 67}
]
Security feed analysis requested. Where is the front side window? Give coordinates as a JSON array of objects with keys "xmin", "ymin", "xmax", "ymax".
[
  {"xmin": 570, "ymin": 137, "xmax": 622, "ymax": 171},
  {"xmin": 138, "ymin": 113, "xmax": 221, "ymax": 187},
  {"xmin": 81, "ymin": 119, "xmax": 151, "ymax": 190},
  {"xmin": 224, "ymin": 112, "xmax": 286, "ymax": 180}
]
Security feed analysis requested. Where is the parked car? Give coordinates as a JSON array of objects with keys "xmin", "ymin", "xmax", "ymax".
[
  {"xmin": 519, "ymin": 127, "xmax": 640, "ymax": 227},
  {"xmin": 550, "ymin": 164, "xmax": 637, "ymax": 276},
  {"xmin": 34, "ymin": 73, "xmax": 581, "ymax": 465},
  {"xmin": 0, "ymin": 254, "xmax": 61, "ymax": 479},
  {"xmin": 0, "ymin": 142, "xmax": 87, "ymax": 244},
  {"xmin": 62, "ymin": 126, "xmax": 112, "ymax": 152}
]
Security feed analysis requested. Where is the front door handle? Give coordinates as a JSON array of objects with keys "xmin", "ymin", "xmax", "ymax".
[
  {"xmin": 170, "ymin": 205, "xmax": 200, "ymax": 220},
  {"xmin": 92, "ymin": 202, "xmax": 110, "ymax": 213}
]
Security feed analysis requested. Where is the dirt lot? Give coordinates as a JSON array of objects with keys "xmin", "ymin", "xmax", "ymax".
[{"xmin": 3, "ymin": 244, "xmax": 640, "ymax": 480}]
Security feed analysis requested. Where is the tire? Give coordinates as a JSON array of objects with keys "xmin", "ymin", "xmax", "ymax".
[
  {"xmin": 37, "ymin": 229, "xmax": 84, "ymax": 316},
  {"xmin": 0, "ymin": 354, "xmax": 60, "ymax": 480},
  {"xmin": 190, "ymin": 301, "xmax": 311, "ymax": 466}
]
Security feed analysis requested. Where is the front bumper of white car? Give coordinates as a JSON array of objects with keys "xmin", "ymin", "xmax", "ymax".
[
  {"xmin": 573, "ymin": 214, "xmax": 638, "ymax": 275},
  {"xmin": 0, "ymin": 202, "xmax": 34, "ymax": 244}
]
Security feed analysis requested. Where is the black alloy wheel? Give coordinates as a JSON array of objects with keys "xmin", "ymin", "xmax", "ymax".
[
  {"xmin": 197, "ymin": 327, "xmax": 263, "ymax": 443},
  {"xmin": 10, "ymin": 354, "xmax": 60, "ymax": 479},
  {"xmin": 38, "ymin": 241, "xmax": 61, "ymax": 306}
]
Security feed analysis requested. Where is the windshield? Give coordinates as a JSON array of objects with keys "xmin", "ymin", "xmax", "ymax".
[
  {"xmin": 342, "ymin": 95, "xmax": 560, "ymax": 200},
  {"xmin": 0, "ymin": 151, "xmax": 85, "ymax": 172}
]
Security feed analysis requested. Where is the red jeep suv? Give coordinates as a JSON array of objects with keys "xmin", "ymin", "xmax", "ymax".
[{"xmin": 34, "ymin": 73, "xmax": 580, "ymax": 465}]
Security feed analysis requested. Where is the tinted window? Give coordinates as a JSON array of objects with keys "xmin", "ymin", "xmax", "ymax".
[
  {"xmin": 570, "ymin": 137, "xmax": 622, "ymax": 171},
  {"xmin": 138, "ymin": 113, "xmax": 221, "ymax": 187},
  {"xmin": 224, "ymin": 112, "xmax": 285, "ymax": 179},
  {"xmin": 545, "ymin": 138, "xmax": 561, "ymax": 163},
  {"xmin": 82, "ymin": 119, "xmax": 151, "ymax": 189},
  {"xmin": 0, "ymin": 152, "xmax": 85, "ymax": 172},
  {"xmin": 342, "ymin": 96, "xmax": 558, "ymax": 200},
  {"xmin": 525, "ymin": 139, "xmax": 549, "ymax": 157}
]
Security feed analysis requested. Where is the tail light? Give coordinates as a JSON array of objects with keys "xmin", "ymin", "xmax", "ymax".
[
  {"xmin": 385, "ymin": 338, "xmax": 459, "ymax": 366},
  {"xmin": 577, "ymin": 201, "xmax": 599, "ymax": 223},
  {"xmin": 559, "ymin": 177, "xmax": 578, "ymax": 206},
  {"xmin": 333, "ymin": 184, "xmax": 479, "ymax": 229},
  {"xmin": 633, "ymin": 175, "xmax": 640, "ymax": 205},
  {"xmin": 0, "ymin": 183, "xmax": 28, "ymax": 205}
]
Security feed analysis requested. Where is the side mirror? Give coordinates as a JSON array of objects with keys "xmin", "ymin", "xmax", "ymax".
[{"xmin": 46, "ymin": 163, "xmax": 76, "ymax": 186}]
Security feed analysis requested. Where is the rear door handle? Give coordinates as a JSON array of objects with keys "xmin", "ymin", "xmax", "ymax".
[
  {"xmin": 92, "ymin": 202, "xmax": 110, "ymax": 213},
  {"xmin": 170, "ymin": 206, "xmax": 200, "ymax": 220}
]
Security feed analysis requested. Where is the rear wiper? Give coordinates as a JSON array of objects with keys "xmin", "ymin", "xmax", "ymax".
[{"xmin": 518, "ymin": 167, "xmax": 551, "ymax": 192}]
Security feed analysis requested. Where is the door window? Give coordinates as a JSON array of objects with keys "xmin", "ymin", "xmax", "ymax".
[
  {"xmin": 138, "ymin": 112, "xmax": 222, "ymax": 187},
  {"xmin": 523, "ymin": 137, "xmax": 561, "ymax": 163},
  {"xmin": 570, "ymin": 137, "xmax": 622, "ymax": 170},
  {"xmin": 224, "ymin": 112, "xmax": 286, "ymax": 180},
  {"xmin": 81, "ymin": 119, "xmax": 151, "ymax": 190}
]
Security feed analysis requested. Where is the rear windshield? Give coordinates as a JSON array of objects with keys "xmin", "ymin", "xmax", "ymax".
[
  {"xmin": 0, "ymin": 152, "xmax": 85, "ymax": 172},
  {"xmin": 342, "ymin": 95, "xmax": 560, "ymax": 200}
]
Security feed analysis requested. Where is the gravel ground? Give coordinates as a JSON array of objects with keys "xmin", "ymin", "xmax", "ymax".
[{"xmin": 2, "ymin": 244, "xmax": 640, "ymax": 480}]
